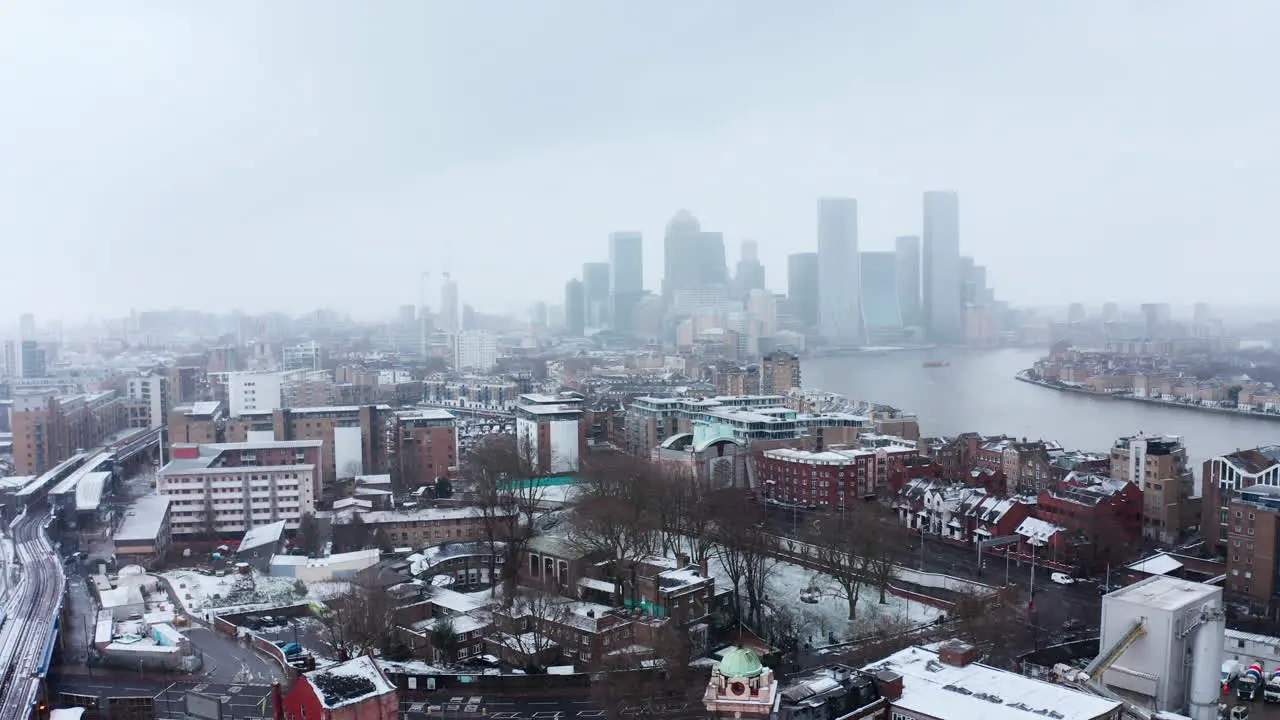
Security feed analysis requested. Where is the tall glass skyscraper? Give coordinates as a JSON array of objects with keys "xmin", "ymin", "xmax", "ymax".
[
  {"xmin": 787, "ymin": 252, "xmax": 819, "ymax": 328},
  {"xmin": 859, "ymin": 251, "xmax": 903, "ymax": 342},
  {"xmin": 817, "ymin": 198, "xmax": 861, "ymax": 344},
  {"xmin": 894, "ymin": 236, "xmax": 921, "ymax": 328},
  {"xmin": 923, "ymin": 191, "xmax": 962, "ymax": 343},
  {"xmin": 609, "ymin": 231, "xmax": 643, "ymax": 333}
]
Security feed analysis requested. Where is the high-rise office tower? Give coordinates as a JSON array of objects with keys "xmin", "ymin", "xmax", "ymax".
[
  {"xmin": 18, "ymin": 313, "xmax": 35, "ymax": 341},
  {"xmin": 817, "ymin": 198, "xmax": 861, "ymax": 343},
  {"xmin": 663, "ymin": 210, "xmax": 727, "ymax": 298},
  {"xmin": 1193, "ymin": 302, "xmax": 1211, "ymax": 324},
  {"xmin": 860, "ymin": 251, "xmax": 904, "ymax": 343},
  {"xmin": 787, "ymin": 252, "xmax": 820, "ymax": 329},
  {"xmin": 1101, "ymin": 302, "xmax": 1120, "ymax": 324},
  {"xmin": 609, "ymin": 231, "xmax": 644, "ymax": 333},
  {"xmin": 440, "ymin": 274, "xmax": 460, "ymax": 335},
  {"xmin": 20, "ymin": 340, "xmax": 46, "ymax": 378},
  {"xmin": 582, "ymin": 262, "xmax": 611, "ymax": 329},
  {"xmin": 894, "ymin": 236, "xmax": 921, "ymax": 328},
  {"xmin": 564, "ymin": 279, "xmax": 586, "ymax": 337},
  {"xmin": 922, "ymin": 191, "xmax": 962, "ymax": 343},
  {"xmin": 734, "ymin": 240, "xmax": 766, "ymax": 297},
  {"xmin": 1067, "ymin": 303, "xmax": 1087, "ymax": 324}
]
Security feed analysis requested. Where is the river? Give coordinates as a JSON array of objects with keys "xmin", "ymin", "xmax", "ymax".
[{"xmin": 803, "ymin": 348, "xmax": 1280, "ymax": 466}]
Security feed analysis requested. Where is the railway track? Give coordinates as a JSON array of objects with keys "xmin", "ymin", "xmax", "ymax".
[{"xmin": 0, "ymin": 512, "xmax": 65, "ymax": 720}]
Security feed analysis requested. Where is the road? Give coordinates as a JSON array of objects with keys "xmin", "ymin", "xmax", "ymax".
[{"xmin": 0, "ymin": 511, "xmax": 66, "ymax": 720}]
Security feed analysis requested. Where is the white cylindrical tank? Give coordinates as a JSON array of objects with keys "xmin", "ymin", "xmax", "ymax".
[{"xmin": 1188, "ymin": 607, "xmax": 1224, "ymax": 720}]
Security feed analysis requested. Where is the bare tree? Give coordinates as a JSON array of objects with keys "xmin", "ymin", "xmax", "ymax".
[
  {"xmin": 588, "ymin": 621, "xmax": 704, "ymax": 720},
  {"xmin": 807, "ymin": 513, "xmax": 873, "ymax": 621},
  {"xmin": 294, "ymin": 513, "xmax": 322, "ymax": 556},
  {"xmin": 316, "ymin": 579, "xmax": 398, "ymax": 661},
  {"xmin": 429, "ymin": 616, "xmax": 460, "ymax": 665},
  {"xmin": 463, "ymin": 434, "xmax": 525, "ymax": 599},
  {"xmin": 569, "ymin": 455, "xmax": 660, "ymax": 604},
  {"xmin": 712, "ymin": 491, "xmax": 773, "ymax": 627},
  {"xmin": 501, "ymin": 591, "xmax": 570, "ymax": 673}
]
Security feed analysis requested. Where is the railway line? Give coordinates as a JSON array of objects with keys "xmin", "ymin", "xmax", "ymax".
[{"xmin": 0, "ymin": 511, "xmax": 65, "ymax": 720}]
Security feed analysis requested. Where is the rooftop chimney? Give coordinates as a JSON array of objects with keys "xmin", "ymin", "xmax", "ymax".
[
  {"xmin": 874, "ymin": 670, "xmax": 903, "ymax": 701},
  {"xmin": 938, "ymin": 639, "xmax": 979, "ymax": 668}
]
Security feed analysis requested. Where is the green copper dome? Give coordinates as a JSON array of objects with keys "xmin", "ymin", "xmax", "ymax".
[{"xmin": 718, "ymin": 648, "xmax": 764, "ymax": 678}]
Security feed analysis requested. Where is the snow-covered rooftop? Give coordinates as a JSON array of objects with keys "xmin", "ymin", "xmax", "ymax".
[
  {"xmin": 114, "ymin": 495, "xmax": 171, "ymax": 542},
  {"xmin": 865, "ymin": 645, "xmax": 1120, "ymax": 720},
  {"xmin": 353, "ymin": 507, "xmax": 499, "ymax": 525},
  {"xmin": 1126, "ymin": 552, "xmax": 1184, "ymax": 576},
  {"xmin": 1106, "ymin": 574, "xmax": 1219, "ymax": 611},
  {"xmin": 75, "ymin": 471, "xmax": 110, "ymax": 511},
  {"xmin": 238, "ymin": 520, "xmax": 287, "ymax": 553},
  {"xmin": 305, "ymin": 655, "xmax": 395, "ymax": 709},
  {"xmin": 1013, "ymin": 517, "xmax": 1063, "ymax": 545}
]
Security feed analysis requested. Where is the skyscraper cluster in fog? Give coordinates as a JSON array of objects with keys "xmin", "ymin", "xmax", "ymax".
[{"xmin": 557, "ymin": 191, "xmax": 1001, "ymax": 353}]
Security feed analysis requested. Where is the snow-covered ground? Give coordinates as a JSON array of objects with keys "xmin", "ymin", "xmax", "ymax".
[
  {"xmin": 161, "ymin": 569, "xmax": 351, "ymax": 618},
  {"xmin": 702, "ymin": 552, "xmax": 942, "ymax": 643}
]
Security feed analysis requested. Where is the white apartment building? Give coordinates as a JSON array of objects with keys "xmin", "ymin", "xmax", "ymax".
[
  {"xmin": 126, "ymin": 374, "xmax": 170, "ymax": 429},
  {"xmin": 158, "ymin": 439, "xmax": 321, "ymax": 536},
  {"xmin": 454, "ymin": 330, "xmax": 497, "ymax": 373},
  {"xmin": 226, "ymin": 369, "xmax": 333, "ymax": 417},
  {"xmin": 282, "ymin": 341, "xmax": 321, "ymax": 372}
]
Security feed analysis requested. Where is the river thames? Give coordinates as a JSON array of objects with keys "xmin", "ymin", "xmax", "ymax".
[{"xmin": 803, "ymin": 347, "xmax": 1280, "ymax": 467}]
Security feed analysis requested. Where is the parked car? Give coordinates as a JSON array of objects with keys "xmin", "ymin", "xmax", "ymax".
[
  {"xmin": 1050, "ymin": 572, "xmax": 1076, "ymax": 585},
  {"xmin": 1097, "ymin": 584, "xmax": 1118, "ymax": 595}
]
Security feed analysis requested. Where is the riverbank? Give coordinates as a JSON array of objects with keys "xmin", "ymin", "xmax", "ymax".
[{"xmin": 1015, "ymin": 370, "xmax": 1280, "ymax": 423}]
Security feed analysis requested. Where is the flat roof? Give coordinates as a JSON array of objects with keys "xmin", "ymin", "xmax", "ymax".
[
  {"xmin": 114, "ymin": 495, "xmax": 171, "ymax": 542},
  {"xmin": 397, "ymin": 408, "xmax": 456, "ymax": 421},
  {"xmin": 162, "ymin": 440, "xmax": 323, "ymax": 473},
  {"xmin": 1106, "ymin": 574, "xmax": 1220, "ymax": 611},
  {"xmin": 189, "ymin": 401, "xmax": 221, "ymax": 416},
  {"xmin": 865, "ymin": 645, "xmax": 1120, "ymax": 720}
]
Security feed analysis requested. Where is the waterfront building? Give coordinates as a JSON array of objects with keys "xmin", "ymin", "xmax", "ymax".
[
  {"xmin": 817, "ymin": 197, "xmax": 861, "ymax": 344},
  {"xmin": 922, "ymin": 190, "xmax": 962, "ymax": 343},
  {"xmin": 1109, "ymin": 433, "xmax": 1199, "ymax": 544},
  {"xmin": 859, "ymin": 250, "xmax": 904, "ymax": 343},
  {"xmin": 1224, "ymin": 485, "xmax": 1280, "ymax": 617},
  {"xmin": 894, "ymin": 236, "xmax": 921, "ymax": 328}
]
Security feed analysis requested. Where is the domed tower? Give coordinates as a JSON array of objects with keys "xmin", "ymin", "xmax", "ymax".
[{"xmin": 702, "ymin": 647, "xmax": 777, "ymax": 718}]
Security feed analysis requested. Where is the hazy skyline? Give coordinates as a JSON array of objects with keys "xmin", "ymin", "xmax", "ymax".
[{"xmin": 2, "ymin": 2, "xmax": 1277, "ymax": 321}]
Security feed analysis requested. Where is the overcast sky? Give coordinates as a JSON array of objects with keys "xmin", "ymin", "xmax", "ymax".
[{"xmin": 1, "ymin": 2, "xmax": 1276, "ymax": 322}]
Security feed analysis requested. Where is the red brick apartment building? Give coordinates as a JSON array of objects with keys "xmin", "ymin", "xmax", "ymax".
[
  {"xmin": 396, "ymin": 408, "xmax": 458, "ymax": 483},
  {"xmin": 1202, "ymin": 445, "xmax": 1280, "ymax": 557},
  {"xmin": 1224, "ymin": 484, "xmax": 1280, "ymax": 617},
  {"xmin": 12, "ymin": 389, "xmax": 127, "ymax": 475}
]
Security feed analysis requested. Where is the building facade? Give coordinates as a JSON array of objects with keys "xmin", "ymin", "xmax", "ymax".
[
  {"xmin": 817, "ymin": 197, "xmax": 861, "ymax": 343},
  {"xmin": 396, "ymin": 408, "xmax": 458, "ymax": 484},
  {"xmin": 12, "ymin": 389, "xmax": 127, "ymax": 475},
  {"xmin": 922, "ymin": 190, "xmax": 962, "ymax": 343},
  {"xmin": 158, "ymin": 440, "xmax": 322, "ymax": 536},
  {"xmin": 126, "ymin": 374, "xmax": 170, "ymax": 430},
  {"xmin": 1202, "ymin": 445, "xmax": 1280, "ymax": 558},
  {"xmin": 609, "ymin": 230, "xmax": 644, "ymax": 334},
  {"xmin": 894, "ymin": 235, "xmax": 921, "ymax": 328}
]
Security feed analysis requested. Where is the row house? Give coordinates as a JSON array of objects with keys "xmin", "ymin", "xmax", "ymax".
[
  {"xmin": 921, "ymin": 485, "xmax": 988, "ymax": 543},
  {"xmin": 964, "ymin": 495, "xmax": 1035, "ymax": 545},
  {"xmin": 1000, "ymin": 440, "xmax": 1061, "ymax": 495}
]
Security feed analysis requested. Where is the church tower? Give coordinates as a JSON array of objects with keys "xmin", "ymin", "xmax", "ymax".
[{"xmin": 702, "ymin": 648, "xmax": 777, "ymax": 718}]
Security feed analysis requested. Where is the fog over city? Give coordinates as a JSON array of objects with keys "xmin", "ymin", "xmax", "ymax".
[{"xmin": 2, "ymin": 2, "xmax": 1277, "ymax": 320}]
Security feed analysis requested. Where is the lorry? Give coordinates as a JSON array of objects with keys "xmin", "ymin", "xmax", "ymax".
[
  {"xmin": 1264, "ymin": 668, "xmax": 1280, "ymax": 703},
  {"xmin": 1239, "ymin": 663, "xmax": 1264, "ymax": 701}
]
